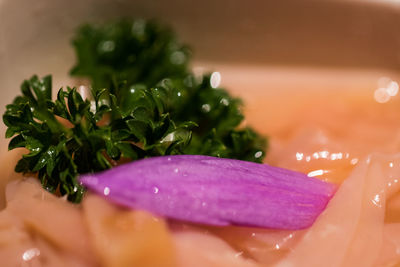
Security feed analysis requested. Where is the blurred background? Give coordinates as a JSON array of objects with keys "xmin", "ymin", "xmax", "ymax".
[{"xmin": 1, "ymin": 0, "xmax": 400, "ymax": 146}]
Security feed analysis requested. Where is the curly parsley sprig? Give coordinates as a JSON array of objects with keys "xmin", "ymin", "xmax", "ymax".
[
  {"xmin": 3, "ymin": 18, "xmax": 267, "ymax": 202},
  {"xmin": 3, "ymin": 75, "xmax": 196, "ymax": 202},
  {"xmin": 71, "ymin": 18, "xmax": 267, "ymax": 162}
]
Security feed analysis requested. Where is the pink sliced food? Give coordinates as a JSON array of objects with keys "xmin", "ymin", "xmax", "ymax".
[
  {"xmin": 173, "ymin": 230, "xmax": 260, "ymax": 267},
  {"xmin": 82, "ymin": 194, "xmax": 176, "ymax": 267},
  {"xmin": 274, "ymin": 154, "xmax": 400, "ymax": 267},
  {"xmin": 0, "ymin": 178, "xmax": 96, "ymax": 266}
]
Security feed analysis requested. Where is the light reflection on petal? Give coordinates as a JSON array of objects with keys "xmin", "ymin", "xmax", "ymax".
[{"xmin": 103, "ymin": 187, "xmax": 110, "ymax": 196}]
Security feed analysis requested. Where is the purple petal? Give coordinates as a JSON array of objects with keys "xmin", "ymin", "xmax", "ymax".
[{"xmin": 80, "ymin": 155, "xmax": 336, "ymax": 229}]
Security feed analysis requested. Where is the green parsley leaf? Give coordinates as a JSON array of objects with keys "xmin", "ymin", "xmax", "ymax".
[
  {"xmin": 3, "ymin": 18, "xmax": 267, "ymax": 202},
  {"xmin": 71, "ymin": 18, "xmax": 268, "ymax": 162}
]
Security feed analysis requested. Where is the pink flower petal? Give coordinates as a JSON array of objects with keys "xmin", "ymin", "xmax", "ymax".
[{"xmin": 80, "ymin": 155, "xmax": 336, "ymax": 229}]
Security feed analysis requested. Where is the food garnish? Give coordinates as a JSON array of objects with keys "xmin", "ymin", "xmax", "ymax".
[
  {"xmin": 3, "ymin": 19, "xmax": 266, "ymax": 202},
  {"xmin": 80, "ymin": 155, "xmax": 336, "ymax": 229}
]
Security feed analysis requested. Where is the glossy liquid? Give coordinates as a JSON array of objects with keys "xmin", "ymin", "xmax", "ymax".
[
  {"xmin": 178, "ymin": 64, "xmax": 400, "ymax": 266},
  {"xmin": 1, "ymin": 66, "xmax": 400, "ymax": 266}
]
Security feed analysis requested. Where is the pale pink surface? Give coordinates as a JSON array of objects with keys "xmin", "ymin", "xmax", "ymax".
[{"xmin": 1, "ymin": 67, "xmax": 400, "ymax": 266}]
